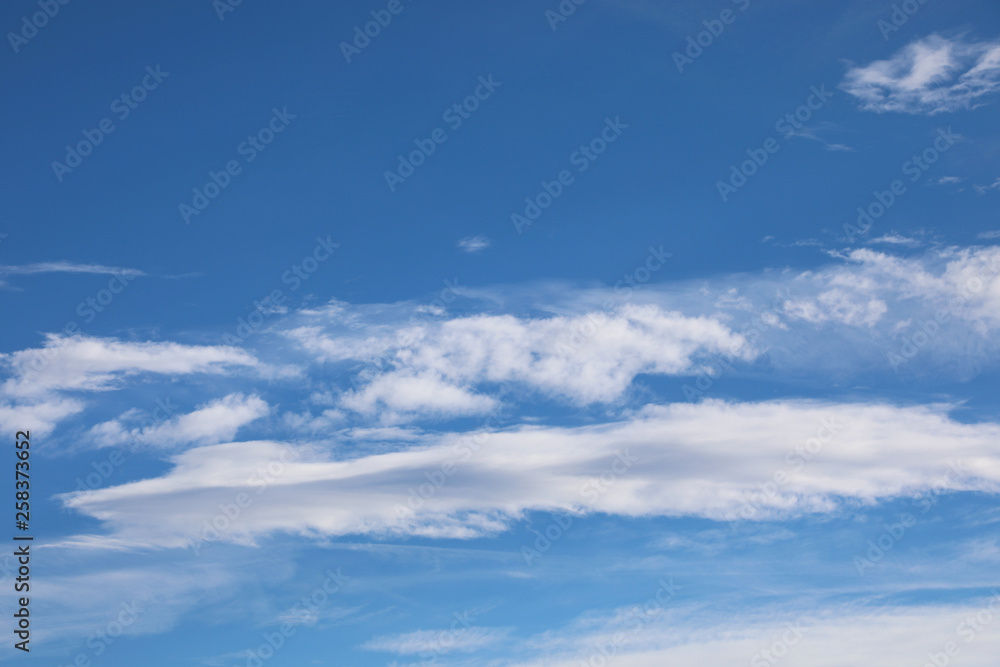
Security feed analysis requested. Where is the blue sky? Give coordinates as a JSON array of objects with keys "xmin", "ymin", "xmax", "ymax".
[{"xmin": 3, "ymin": 0, "xmax": 1000, "ymax": 665}]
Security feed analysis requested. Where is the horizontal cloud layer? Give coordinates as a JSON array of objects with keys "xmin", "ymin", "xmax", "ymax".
[
  {"xmin": 504, "ymin": 598, "xmax": 1000, "ymax": 667},
  {"xmin": 57, "ymin": 400, "xmax": 1000, "ymax": 549}
]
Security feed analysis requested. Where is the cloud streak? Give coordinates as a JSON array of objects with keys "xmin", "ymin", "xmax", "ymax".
[{"xmin": 56, "ymin": 399, "xmax": 1000, "ymax": 549}]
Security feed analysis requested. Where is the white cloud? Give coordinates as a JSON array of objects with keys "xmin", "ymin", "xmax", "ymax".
[
  {"xmin": 0, "ymin": 262, "xmax": 145, "ymax": 277},
  {"xmin": 975, "ymin": 178, "xmax": 1000, "ymax": 194},
  {"xmin": 274, "ymin": 604, "xmax": 359, "ymax": 628},
  {"xmin": 362, "ymin": 626, "xmax": 511, "ymax": 654},
  {"xmin": 55, "ymin": 399, "xmax": 1000, "ymax": 549},
  {"xmin": 870, "ymin": 233, "xmax": 922, "ymax": 248},
  {"xmin": 457, "ymin": 235, "xmax": 491, "ymax": 253},
  {"xmin": 506, "ymin": 600, "xmax": 1000, "ymax": 667},
  {"xmin": 0, "ymin": 335, "xmax": 260, "ymax": 399},
  {"xmin": 841, "ymin": 35, "xmax": 1000, "ymax": 114},
  {"xmin": 0, "ymin": 397, "xmax": 85, "ymax": 437},
  {"xmin": 340, "ymin": 372, "xmax": 498, "ymax": 421},
  {"xmin": 289, "ymin": 305, "xmax": 754, "ymax": 418},
  {"xmin": 783, "ymin": 288, "xmax": 888, "ymax": 327},
  {"xmin": 734, "ymin": 246, "xmax": 1000, "ymax": 376},
  {"xmin": 4, "ymin": 245, "xmax": 1000, "ymax": 442},
  {"xmin": 89, "ymin": 393, "xmax": 270, "ymax": 449},
  {"xmin": 0, "ymin": 335, "xmax": 263, "ymax": 441}
]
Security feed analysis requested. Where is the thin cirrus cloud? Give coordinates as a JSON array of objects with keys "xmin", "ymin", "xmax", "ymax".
[
  {"xmin": 501, "ymin": 600, "xmax": 1000, "ymax": 667},
  {"xmin": 361, "ymin": 626, "xmax": 512, "ymax": 655},
  {"xmin": 869, "ymin": 233, "xmax": 922, "ymax": 248},
  {"xmin": 457, "ymin": 235, "xmax": 492, "ymax": 253},
  {"xmin": 975, "ymin": 178, "xmax": 1000, "ymax": 194},
  {"xmin": 840, "ymin": 34, "xmax": 1000, "ymax": 114},
  {"xmin": 55, "ymin": 399, "xmax": 1000, "ymax": 550},
  {"xmin": 0, "ymin": 261, "xmax": 146, "ymax": 277},
  {"xmin": 0, "ymin": 261, "xmax": 145, "ymax": 291}
]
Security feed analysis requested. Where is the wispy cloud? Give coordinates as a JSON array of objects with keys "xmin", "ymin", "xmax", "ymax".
[
  {"xmin": 841, "ymin": 35, "xmax": 1000, "ymax": 114},
  {"xmin": 869, "ymin": 233, "xmax": 922, "ymax": 248},
  {"xmin": 362, "ymin": 626, "xmax": 511, "ymax": 654},
  {"xmin": 974, "ymin": 178, "xmax": 1000, "ymax": 194},
  {"xmin": 783, "ymin": 121, "xmax": 855, "ymax": 152},
  {"xmin": 0, "ymin": 261, "xmax": 146, "ymax": 277},
  {"xmin": 457, "ymin": 235, "xmax": 491, "ymax": 253},
  {"xmin": 503, "ymin": 600, "xmax": 1000, "ymax": 667}
]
